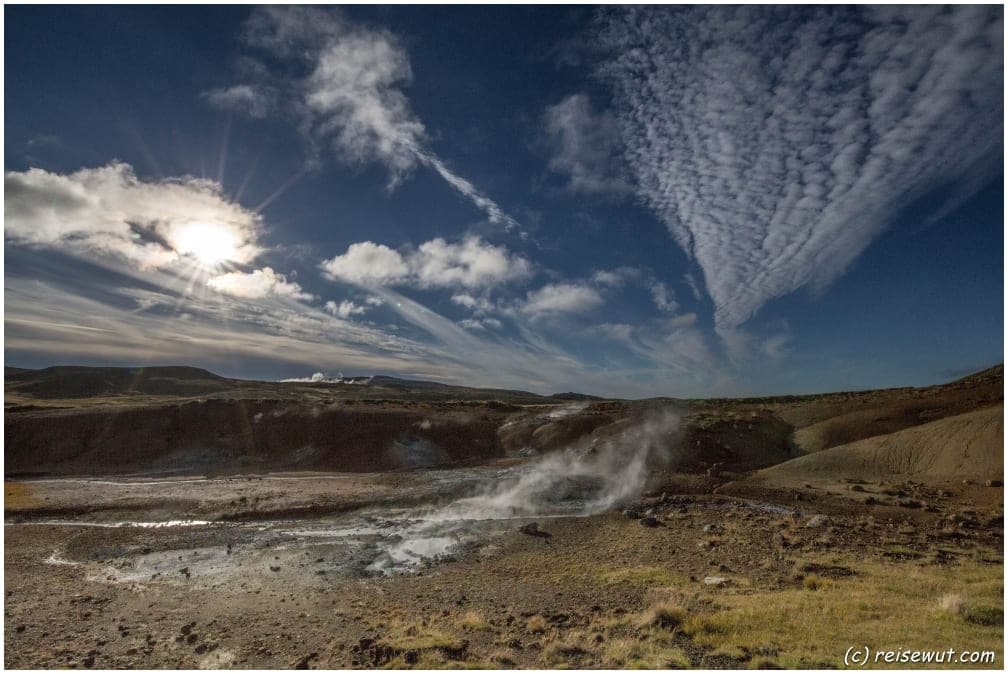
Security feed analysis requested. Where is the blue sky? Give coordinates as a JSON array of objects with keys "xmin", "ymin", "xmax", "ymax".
[{"xmin": 4, "ymin": 5, "xmax": 1003, "ymax": 397}]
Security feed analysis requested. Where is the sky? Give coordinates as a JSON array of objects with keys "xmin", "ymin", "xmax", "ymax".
[{"xmin": 4, "ymin": 5, "xmax": 1004, "ymax": 398}]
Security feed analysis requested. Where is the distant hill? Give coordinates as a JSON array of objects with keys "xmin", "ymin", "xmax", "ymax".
[
  {"xmin": 5, "ymin": 365, "xmax": 231, "ymax": 399},
  {"xmin": 4, "ymin": 365, "xmax": 551, "ymax": 404}
]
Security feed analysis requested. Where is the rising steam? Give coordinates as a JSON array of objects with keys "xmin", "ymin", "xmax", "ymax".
[
  {"xmin": 365, "ymin": 408, "xmax": 681, "ymax": 573},
  {"xmin": 446, "ymin": 408, "xmax": 681, "ymax": 519}
]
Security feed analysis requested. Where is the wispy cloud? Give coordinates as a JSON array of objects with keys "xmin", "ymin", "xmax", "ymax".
[
  {"xmin": 598, "ymin": 5, "xmax": 1003, "ymax": 331},
  {"xmin": 523, "ymin": 282, "xmax": 603, "ymax": 316},
  {"xmin": 324, "ymin": 299, "xmax": 368, "ymax": 319},
  {"xmin": 649, "ymin": 281, "xmax": 678, "ymax": 314},
  {"xmin": 543, "ymin": 93, "xmax": 629, "ymax": 195},
  {"xmin": 201, "ymin": 84, "xmax": 273, "ymax": 118},
  {"xmin": 213, "ymin": 6, "xmax": 519, "ymax": 229}
]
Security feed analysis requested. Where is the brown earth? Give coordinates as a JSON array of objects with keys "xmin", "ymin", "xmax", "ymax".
[{"xmin": 3, "ymin": 364, "xmax": 1004, "ymax": 668}]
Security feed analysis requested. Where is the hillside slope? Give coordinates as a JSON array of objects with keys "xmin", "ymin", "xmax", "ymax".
[{"xmin": 757, "ymin": 404, "xmax": 1003, "ymax": 485}]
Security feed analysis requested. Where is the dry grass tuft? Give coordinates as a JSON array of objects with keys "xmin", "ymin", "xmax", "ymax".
[
  {"xmin": 802, "ymin": 574, "xmax": 824, "ymax": 591},
  {"xmin": 940, "ymin": 593, "xmax": 966, "ymax": 614},
  {"xmin": 457, "ymin": 610, "xmax": 491, "ymax": 631},
  {"xmin": 637, "ymin": 603, "xmax": 688, "ymax": 630},
  {"xmin": 525, "ymin": 614, "xmax": 547, "ymax": 634}
]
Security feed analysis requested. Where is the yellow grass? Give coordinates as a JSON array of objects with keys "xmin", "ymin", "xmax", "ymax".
[{"xmin": 681, "ymin": 556, "xmax": 1003, "ymax": 668}]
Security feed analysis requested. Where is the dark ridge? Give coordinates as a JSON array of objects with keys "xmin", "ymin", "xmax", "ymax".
[
  {"xmin": 550, "ymin": 392, "xmax": 605, "ymax": 401},
  {"xmin": 5, "ymin": 365, "xmax": 230, "ymax": 398}
]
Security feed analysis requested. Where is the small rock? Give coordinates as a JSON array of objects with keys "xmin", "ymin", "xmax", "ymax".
[
  {"xmin": 639, "ymin": 515, "xmax": 661, "ymax": 527},
  {"xmin": 702, "ymin": 523, "xmax": 721, "ymax": 534},
  {"xmin": 804, "ymin": 515, "xmax": 829, "ymax": 528},
  {"xmin": 294, "ymin": 652, "xmax": 318, "ymax": 669},
  {"xmin": 519, "ymin": 522, "xmax": 551, "ymax": 538},
  {"xmin": 703, "ymin": 576, "xmax": 730, "ymax": 587},
  {"xmin": 622, "ymin": 509, "xmax": 641, "ymax": 519},
  {"xmin": 985, "ymin": 479, "xmax": 1003, "ymax": 487}
]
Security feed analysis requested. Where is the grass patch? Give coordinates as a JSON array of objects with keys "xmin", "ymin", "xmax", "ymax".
[
  {"xmin": 599, "ymin": 565, "xmax": 686, "ymax": 586},
  {"xmin": 680, "ymin": 556, "xmax": 1002, "ymax": 668},
  {"xmin": 456, "ymin": 610, "xmax": 491, "ymax": 631},
  {"xmin": 525, "ymin": 615, "xmax": 548, "ymax": 634},
  {"xmin": 541, "ymin": 641, "xmax": 590, "ymax": 667},
  {"xmin": 376, "ymin": 619, "xmax": 467, "ymax": 657},
  {"xmin": 963, "ymin": 606, "xmax": 1003, "ymax": 627},
  {"xmin": 802, "ymin": 574, "xmax": 825, "ymax": 591},
  {"xmin": 637, "ymin": 603, "xmax": 688, "ymax": 630},
  {"xmin": 4, "ymin": 482, "xmax": 38, "ymax": 510},
  {"xmin": 601, "ymin": 637, "xmax": 692, "ymax": 668}
]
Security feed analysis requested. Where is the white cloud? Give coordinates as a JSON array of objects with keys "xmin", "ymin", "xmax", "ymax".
[
  {"xmin": 319, "ymin": 241, "xmax": 409, "ymax": 285},
  {"xmin": 226, "ymin": 6, "xmax": 518, "ymax": 228},
  {"xmin": 411, "ymin": 236, "xmax": 531, "ymax": 289},
  {"xmin": 325, "ymin": 299, "xmax": 367, "ymax": 318},
  {"xmin": 321, "ymin": 236, "xmax": 531, "ymax": 290},
  {"xmin": 458, "ymin": 317, "xmax": 502, "ymax": 331},
  {"xmin": 599, "ymin": 6, "xmax": 1003, "ymax": 330},
  {"xmin": 450, "ymin": 293, "xmax": 497, "ymax": 314},
  {"xmin": 4, "ymin": 162, "xmax": 262, "ymax": 269},
  {"xmin": 650, "ymin": 282, "xmax": 679, "ymax": 313},
  {"xmin": 544, "ymin": 93, "xmax": 629, "ymax": 195},
  {"xmin": 592, "ymin": 266, "xmax": 640, "ymax": 287},
  {"xmin": 523, "ymin": 283, "xmax": 604, "ymax": 316},
  {"xmin": 202, "ymin": 84, "xmax": 272, "ymax": 118},
  {"xmin": 593, "ymin": 322, "xmax": 635, "ymax": 342},
  {"xmin": 207, "ymin": 267, "xmax": 312, "ymax": 300}
]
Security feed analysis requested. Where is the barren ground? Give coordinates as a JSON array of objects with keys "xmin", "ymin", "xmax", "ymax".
[{"xmin": 4, "ymin": 366, "xmax": 1003, "ymax": 669}]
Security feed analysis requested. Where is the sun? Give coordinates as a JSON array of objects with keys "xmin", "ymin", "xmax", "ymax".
[{"xmin": 171, "ymin": 222, "xmax": 241, "ymax": 266}]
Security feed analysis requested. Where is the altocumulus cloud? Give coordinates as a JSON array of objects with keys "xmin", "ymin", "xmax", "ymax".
[
  {"xmin": 4, "ymin": 162, "xmax": 262, "ymax": 269},
  {"xmin": 598, "ymin": 5, "xmax": 1003, "ymax": 331},
  {"xmin": 320, "ymin": 236, "xmax": 531, "ymax": 290}
]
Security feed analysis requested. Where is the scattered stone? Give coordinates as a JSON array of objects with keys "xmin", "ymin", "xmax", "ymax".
[
  {"xmin": 293, "ymin": 652, "xmax": 318, "ymax": 669},
  {"xmin": 702, "ymin": 523, "xmax": 721, "ymax": 534},
  {"xmin": 804, "ymin": 515, "xmax": 829, "ymax": 528},
  {"xmin": 520, "ymin": 522, "xmax": 551, "ymax": 538}
]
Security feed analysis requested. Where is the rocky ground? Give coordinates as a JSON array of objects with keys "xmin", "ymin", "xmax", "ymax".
[
  {"xmin": 4, "ymin": 470, "xmax": 1003, "ymax": 669},
  {"xmin": 4, "ymin": 365, "xmax": 1003, "ymax": 668}
]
